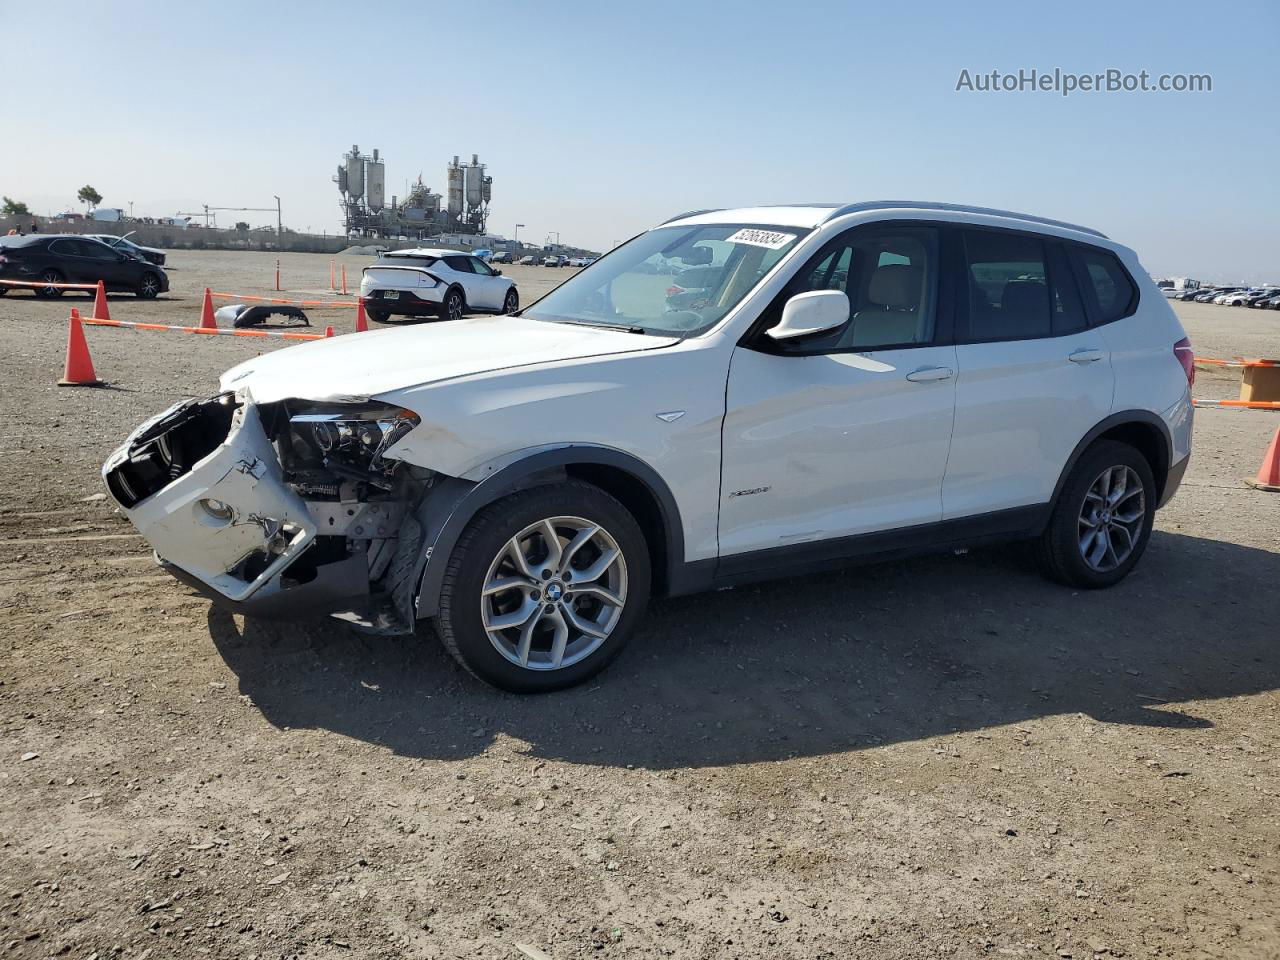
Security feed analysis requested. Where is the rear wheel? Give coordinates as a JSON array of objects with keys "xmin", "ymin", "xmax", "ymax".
[
  {"xmin": 366, "ymin": 306, "xmax": 390, "ymax": 323},
  {"xmin": 1036, "ymin": 440, "xmax": 1155, "ymax": 589},
  {"xmin": 435, "ymin": 482, "xmax": 651, "ymax": 692},
  {"xmin": 442, "ymin": 287, "xmax": 465, "ymax": 322},
  {"xmin": 501, "ymin": 288, "xmax": 519, "ymax": 315},
  {"xmin": 136, "ymin": 272, "xmax": 161, "ymax": 299},
  {"xmin": 35, "ymin": 269, "xmax": 64, "ymax": 298}
]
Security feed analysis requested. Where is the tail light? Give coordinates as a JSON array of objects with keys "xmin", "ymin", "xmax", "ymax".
[
  {"xmin": 665, "ymin": 284, "xmax": 686, "ymax": 297},
  {"xmin": 1174, "ymin": 337, "xmax": 1194, "ymax": 387}
]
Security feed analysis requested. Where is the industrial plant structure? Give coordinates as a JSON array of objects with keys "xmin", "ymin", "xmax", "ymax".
[{"xmin": 335, "ymin": 146, "xmax": 492, "ymax": 239}]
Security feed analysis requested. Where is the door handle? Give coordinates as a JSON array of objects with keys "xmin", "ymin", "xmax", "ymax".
[
  {"xmin": 1068, "ymin": 349, "xmax": 1104, "ymax": 364},
  {"xmin": 905, "ymin": 366, "xmax": 954, "ymax": 382}
]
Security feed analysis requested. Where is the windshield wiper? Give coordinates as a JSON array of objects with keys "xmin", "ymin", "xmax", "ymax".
[{"xmin": 543, "ymin": 318, "xmax": 650, "ymax": 335}]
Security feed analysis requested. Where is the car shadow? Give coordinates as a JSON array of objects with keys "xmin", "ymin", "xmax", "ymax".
[{"xmin": 207, "ymin": 531, "xmax": 1279, "ymax": 769}]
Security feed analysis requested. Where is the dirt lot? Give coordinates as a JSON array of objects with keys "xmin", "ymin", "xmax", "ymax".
[{"xmin": 1, "ymin": 251, "xmax": 1278, "ymax": 959}]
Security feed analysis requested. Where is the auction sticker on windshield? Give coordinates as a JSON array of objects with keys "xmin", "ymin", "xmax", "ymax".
[{"xmin": 725, "ymin": 228, "xmax": 796, "ymax": 250}]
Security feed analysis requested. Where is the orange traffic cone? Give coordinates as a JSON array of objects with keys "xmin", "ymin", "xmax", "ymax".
[
  {"xmin": 1247, "ymin": 425, "xmax": 1280, "ymax": 492},
  {"xmin": 324, "ymin": 325, "xmax": 335, "ymax": 338},
  {"xmin": 199, "ymin": 287, "xmax": 217, "ymax": 330},
  {"xmin": 58, "ymin": 309, "xmax": 103, "ymax": 387},
  {"xmin": 354, "ymin": 298, "xmax": 369, "ymax": 333},
  {"xmin": 92, "ymin": 279, "xmax": 111, "ymax": 322}
]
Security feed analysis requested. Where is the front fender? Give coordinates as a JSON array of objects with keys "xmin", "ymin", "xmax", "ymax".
[{"xmin": 411, "ymin": 445, "xmax": 685, "ymax": 619}]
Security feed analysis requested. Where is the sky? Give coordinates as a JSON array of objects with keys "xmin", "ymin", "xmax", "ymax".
[{"xmin": 2, "ymin": 0, "xmax": 1277, "ymax": 281}]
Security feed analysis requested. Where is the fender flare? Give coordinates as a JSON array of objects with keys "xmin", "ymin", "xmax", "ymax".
[
  {"xmin": 412, "ymin": 446, "xmax": 686, "ymax": 619},
  {"xmin": 1047, "ymin": 409, "xmax": 1173, "ymax": 511}
]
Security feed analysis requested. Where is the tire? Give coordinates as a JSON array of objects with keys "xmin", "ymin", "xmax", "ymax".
[
  {"xmin": 35, "ymin": 269, "xmax": 64, "ymax": 298},
  {"xmin": 136, "ymin": 272, "xmax": 161, "ymax": 299},
  {"xmin": 367, "ymin": 307, "xmax": 390, "ymax": 323},
  {"xmin": 442, "ymin": 287, "xmax": 465, "ymax": 322},
  {"xmin": 501, "ymin": 288, "xmax": 519, "ymax": 315},
  {"xmin": 1035, "ymin": 440, "xmax": 1156, "ymax": 589},
  {"xmin": 434, "ymin": 482, "xmax": 652, "ymax": 692}
]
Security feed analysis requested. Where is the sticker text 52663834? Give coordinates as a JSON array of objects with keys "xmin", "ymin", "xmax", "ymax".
[{"xmin": 725, "ymin": 228, "xmax": 796, "ymax": 250}]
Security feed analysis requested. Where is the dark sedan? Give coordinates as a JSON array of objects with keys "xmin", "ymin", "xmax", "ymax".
[
  {"xmin": 88, "ymin": 232, "xmax": 166, "ymax": 266},
  {"xmin": 0, "ymin": 234, "xmax": 169, "ymax": 298}
]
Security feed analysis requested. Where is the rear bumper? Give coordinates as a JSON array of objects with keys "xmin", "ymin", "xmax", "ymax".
[{"xmin": 1159, "ymin": 453, "xmax": 1189, "ymax": 509}]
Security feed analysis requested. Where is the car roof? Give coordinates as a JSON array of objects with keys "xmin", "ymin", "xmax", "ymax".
[
  {"xmin": 382, "ymin": 248, "xmax": 470, "ymax": 258},
  {"xmin": 661, "ymin": 201, "xmax": 1107, "ymax": 240}
]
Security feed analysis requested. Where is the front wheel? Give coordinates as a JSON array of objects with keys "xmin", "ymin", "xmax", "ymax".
[
  {"xmin": 501, "ymin": 288, "xmax": 519, "ymax": 315},
  {"xmin": 435, "ymin": 482, "xmax": 652, "ymax": 692},
  {"xmin": 1036, "ymin": 440, "xmax": 1156, "ymax": 589},
  {"xmin": 136, "ymin": 272, "xmax": 161, "ymax": 299}
]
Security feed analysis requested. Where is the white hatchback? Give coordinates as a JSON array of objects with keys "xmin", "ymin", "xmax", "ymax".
[
  {"xmin": 359, "ymin": 248, "xmax": 519, "ymax": 322},
  {"xmin": 105, "ymin": 201, "xmax": 1193, "ymax": 693}
]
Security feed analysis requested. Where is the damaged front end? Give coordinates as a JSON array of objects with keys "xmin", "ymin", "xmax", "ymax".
[{"xmin": 102, "ymin": 392, "xmax": 434, "ymax": 631}]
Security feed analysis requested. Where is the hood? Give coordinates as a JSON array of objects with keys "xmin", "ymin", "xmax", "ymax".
[{"xmin": 219, "ymin": 314, "xmax": 678, "ymax": 404}]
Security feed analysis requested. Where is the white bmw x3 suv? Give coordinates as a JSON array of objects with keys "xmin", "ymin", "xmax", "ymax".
[
  {"xmin": 359, "ymin": 248, "xmax": 519, "ymax": 323},
  {"xmin": 104, "ymin": 201, "xmax": 1193, "ymax": 693}
]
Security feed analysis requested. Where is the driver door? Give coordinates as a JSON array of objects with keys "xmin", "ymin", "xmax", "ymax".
[{"xmin": 718, "ymin": 223, "xmax": 958, "ymax": 565}]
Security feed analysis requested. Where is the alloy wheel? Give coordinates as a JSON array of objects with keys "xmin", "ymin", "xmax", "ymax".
[
  {"xmin": 140, "ymin": 274, "xmax": 159, "ymax": 297},
  {"xmin": 480, "ymin": 516, "xmax": 627, "ymax": 671},
  {"xmin": 40, "ymin": 271, "xmax": 63, "ymax": 297},
  {"xmin": 1078, "ymin": 465, "xmax": 1146, "ymax": 572},
  {"xmin": 503, "ymin": 290, "xmax": 518, "ymax": 315},
  {"xmin": 447, "ymin": 291, "xmax": 463, "ymax": 321}
]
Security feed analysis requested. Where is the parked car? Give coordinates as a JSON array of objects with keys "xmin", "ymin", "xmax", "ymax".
[
  {"xmin": 0, "ymin": 234, "xmax": 168, "ymax": 298},
  {"xmin": 1193, "ymin": 289, "xmax": 1226, "ymax": 302},
  {"xmin": 517, "ymin": 255, "xmax": 537, "ymax": 266},
  {"xmin": 358, "ymin": 248, "xmax": 519, "ymax": 322},
  {"xmin": 1257, "ymin": 294, "xmax": 1280, "ymax": 310},
  {"xmin": 1242, "ymin": 289, "xmax": 1280, "ymax": 307},
  {"xmin": 88, "ymin": 232, "xmax": 166, "ymax": 266},
  {"xmin": 1215, "ymin": 288, "xmax": 1257, "ymax": 305},
  {"xmin": 543, "ymin": 255, "xmax": 564, "ymax": 267},
  {"xmin": 1176, "ymin": 288, "xmax": 1206, "ymax": 301},
  {"xmin": 490, "ymin": 251, "xmax": 511, "ymax": 264},
  {"xmin": 103, "ymin": 201, "xmax": 1192, "ymax": 693}
]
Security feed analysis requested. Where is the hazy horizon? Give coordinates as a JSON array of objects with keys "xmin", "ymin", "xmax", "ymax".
[{"xmin": 3, "ymin": 0, "xmax": 1276, "ymax": 282}]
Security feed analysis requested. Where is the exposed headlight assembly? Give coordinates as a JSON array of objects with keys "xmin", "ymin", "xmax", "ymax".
[{"xmin": 286, "ymin": 402, "xmax": 419, "ymax": 491}]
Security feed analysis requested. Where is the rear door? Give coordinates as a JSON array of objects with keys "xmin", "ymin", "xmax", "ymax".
[{"xmin": 943, "ymin": 227, "xmax": 1114, "ymax": 519}]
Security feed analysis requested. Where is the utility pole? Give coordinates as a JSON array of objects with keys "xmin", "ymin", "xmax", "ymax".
[
  {"xmin": 514, "ymin": 223, "xmax": 525, "ymax": 244},
  {"xmin": 274, "ymin": 195, "xmax": 282, "ymax": 239}
]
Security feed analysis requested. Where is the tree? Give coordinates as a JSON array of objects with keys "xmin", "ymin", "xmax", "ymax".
[
  {"xmin": 77, "ymin": 185, "xmax": 103, "ymax": 211},
  {"xmin": 234, "ymin": 221, "xmax": 250, "ymax": 231},
  {"xmin": 2, "ymin": 196, "xmax": 30, "ymax": 216}
]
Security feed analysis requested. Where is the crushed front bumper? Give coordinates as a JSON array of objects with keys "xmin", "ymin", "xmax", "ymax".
[{"xmin": 102, "ymin": 396, "xmax": 370, "ymax": 618}]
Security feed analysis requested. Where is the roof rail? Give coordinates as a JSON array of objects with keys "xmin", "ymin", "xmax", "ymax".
[
  {"xmin": 822, "ymin": 200, "xmax": 1107, "ymax": 238},
  {"xmin": 660, "ymin": 208, "xmax": 724, "ymax": 225}
]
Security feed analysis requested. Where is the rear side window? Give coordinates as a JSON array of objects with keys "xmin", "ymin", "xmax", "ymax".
[
  {"xmin": 443, "ymin": 255, "xmax": 474, "ymax": 273},
  {"xmin": 1073, "ymin": 247, "xmax": 1136, "ymax": 323},
  {"xmin": 48, "ymin": 238, "xmax": 79, "ymax": 256},
  {"xmin": 961, "ymin": 230, "xmax": 1051, "ymax": 340}
]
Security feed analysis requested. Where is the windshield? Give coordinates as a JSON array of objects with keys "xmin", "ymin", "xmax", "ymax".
[{"xmin": 522, "ymin": 223, "xmax": 808, "ymax": 336}]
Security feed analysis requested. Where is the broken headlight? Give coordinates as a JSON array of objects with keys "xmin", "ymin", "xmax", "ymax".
[{"xmin": 285, "ymin": 402, "xmax": 419, "ymax": 492}]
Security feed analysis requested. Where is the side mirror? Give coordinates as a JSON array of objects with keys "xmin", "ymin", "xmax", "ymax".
[
  {"xmin": 493, "ymin": 268, "xmax": 502, "ymax": 276},
  {"xmin": 766, "ymin": 290, "xmax": 849, "ymax": 341}
]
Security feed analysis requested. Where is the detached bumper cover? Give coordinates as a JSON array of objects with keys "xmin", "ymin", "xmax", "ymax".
[{"xmin": 102, "ymin": 398, "xmax": 369, "ymax": 618}]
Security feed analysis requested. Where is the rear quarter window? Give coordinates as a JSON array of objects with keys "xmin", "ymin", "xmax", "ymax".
[{"xmin": 1072, "ymin": 246, "xmax": 1137, "ymax": 323}]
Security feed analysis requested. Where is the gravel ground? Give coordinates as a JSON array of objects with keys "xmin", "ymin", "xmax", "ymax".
[{"xmin": 1, "ymin": 251, "xmax": 1278, "ymax": 960}]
